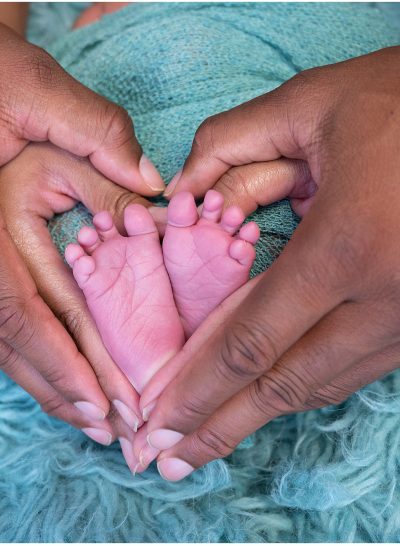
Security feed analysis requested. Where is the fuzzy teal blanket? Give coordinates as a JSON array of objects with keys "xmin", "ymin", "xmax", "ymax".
[{"xmin": 1, "ymin": 3, "xmax": 400, "ymax": 542}]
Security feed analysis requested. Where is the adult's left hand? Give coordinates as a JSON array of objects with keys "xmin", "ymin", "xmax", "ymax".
[
  {"xmin": 134, "ymin": 45, "xmax": 400, "ymax": 479},
  {"xmin": 0, "ymin": 142, "xmax": 159, "ymax": 470},
  {"xmin": 134, "ymin": 159, "xmax": 400, "ymax": 480}
]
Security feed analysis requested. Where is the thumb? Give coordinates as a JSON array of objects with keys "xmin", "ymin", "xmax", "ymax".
[
  {"xmin": 163, "ymin": 70, "xmax": 330, "ymax": 200},
  {"xmin": 0, "ymin": 25, "xmax": 165, "ymax": 196}
]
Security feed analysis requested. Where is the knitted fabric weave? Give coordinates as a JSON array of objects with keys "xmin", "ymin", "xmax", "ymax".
[{"xmin": 1, "ymin": 3, "xmax": 400, "ymax": 542}]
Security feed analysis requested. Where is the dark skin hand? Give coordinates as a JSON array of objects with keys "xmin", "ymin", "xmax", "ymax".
[
  {"xmin": 0, "ymin": 142, "xmax": 155, "ymax": 448},
  {"xmin": 0, "ymin": 25, "xmax": 165, "ymax": 445},
  {"xmin": 134, "ymin": 46, "xmax": 400, "ymax": 480}
]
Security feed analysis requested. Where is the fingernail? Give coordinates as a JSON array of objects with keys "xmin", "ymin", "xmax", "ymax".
[
  {"xmin": 142, "ymin": 402, "xmax": 156, "ymax": 422},
  {"xmin": 139, "ymin": 444, "xmax": 160, "ymax": 469},
  {"xmin": 74, "ymin": 401, "xmax": 106, "ymax": 421},
  {"xmin": 133, "ymin": 462, "xmax": 142, "ymax": 476},
  {"xmin": 113, "ymin": 400, "xmax": 140, "ymax": 432},
  {"xmin": 147, "ymin": 429, "xmax": 184, "ymax": 450},
  {"xmin": 164, "ymin": 169, "xmax": 182, "ymax": 197},
  {"xmin": 82, "ymin": 427, "xmax": 112, "ymax": 446},
  {"xmin": 157, "ymin": 458, "xmax": 194, "ymax": 481},
  {"xmin": 119, "ymin": 437, "xmax": 137, "ymax": 474},
  {"xmin": 139, "ymin": 154, "xmax": 165, "ymax": 192}
]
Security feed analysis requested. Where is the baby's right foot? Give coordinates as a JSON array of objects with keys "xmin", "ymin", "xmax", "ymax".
[{"xmin": 163, "ymin": 191, "xmax": 259, "ymax": 337}]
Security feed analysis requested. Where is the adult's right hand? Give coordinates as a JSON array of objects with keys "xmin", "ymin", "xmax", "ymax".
[
  {"xmin": 0, "ymin": 141, "xmax": 154, "ymax": 468},
  {"xmin": 0, "ymin": 24, "xmax": 164, "ymax": 460},
  {"xmin": 0, "ymin": 23, "xmax": 164, "ymax": 194}
]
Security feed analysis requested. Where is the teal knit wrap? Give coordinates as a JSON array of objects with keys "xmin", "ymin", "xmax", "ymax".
[{"xmin": 1, "ymin": 3, "xmax": 400, "ymax": 542}]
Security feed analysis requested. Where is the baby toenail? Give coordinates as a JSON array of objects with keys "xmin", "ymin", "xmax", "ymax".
[
  {"xmin": 147, "ymin": 429, "xmax": 184, "ymax": 450},
  {"xmin": 139, "ymin": 154, "xmax": 165, "ymax": 192},
  {"xmin": 113, "ymin": 400, "xmax": 140, "ymax": 432},
  {"xmin": 157, "ymin": 458, "xmax": 194, "ymax": 481},
  {"xmin": 82, "ymin": 427, "xmax": 112, "ymax": 446},
  {"xmin": 74, "ymin": 401, "xmax": 106, "ymax": 421}
]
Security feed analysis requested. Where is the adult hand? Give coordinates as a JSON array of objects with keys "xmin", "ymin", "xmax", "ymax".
[
  {"xmin": 0, "ymin": 142, "xmax": 156, "ymax": 468},
  {"xmin": 139, "ymin": 46, "xmax": 400, "ymax": 480},
  {"xmin": 0, "ymin": 24, "xmax": 163, "ymax": 461},
  {"xmin": 0, "ymin": 23, "xmax": 164, "ymax": 194}
]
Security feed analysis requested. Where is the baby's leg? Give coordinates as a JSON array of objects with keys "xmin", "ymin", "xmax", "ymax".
[
  {"xmin": 73, "ymin": 3, "xmax": 130, "ymax": 29},
  {"xmin": 65, "ymin": 204, "xmax": 185, "ymax": 394},
  {"xmin": 163, "ymin": 190, "xmax": 259, "ymax": 337}
]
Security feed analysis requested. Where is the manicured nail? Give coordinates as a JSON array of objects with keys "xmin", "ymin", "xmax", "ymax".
[
  {"xmin": 139, "ymin": 444, "xmax": 160, "ymax": 469},
  {"xmin": 147, "ymin": 429, "xmax": 184, "ymax": 450},
  {"xmin": 74, "ymin": 401, "xmax": 106, "ymax": 421},
  {"xmin": 142, "ymin": 402, "xmax": 156, "ymax": 422},
  {"xmin": 157, "ymin": 458, "xmax": 194, "ymax": 481},
  {"xmin": 119, "ymin": 437, "xmax": 137, "ymax": 474},
  {"xmin": 113, "ymin": 400, "xmax": 140, "ymax": 432},
  {"xmin": 164, "ymin": 169, "xmax": 182, "ymax": 197},
  {"xmin": 139, "ymin": 154, "xmax": 165, "ymax": 192},
  {"xmin": 82, "ymin": 427, "xmax": 112, "ymax": 446},
  {"xmin": 133, "ymin": 462, "xmax": 142, "ymax": 476}
]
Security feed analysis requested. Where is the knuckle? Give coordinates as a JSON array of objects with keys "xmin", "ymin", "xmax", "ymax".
[
  {"xmin": 192, "ymin": 115, "xmax": 219, "ymax": 157},
  {"xmin": 252, "ymin": 367, "xmax": 310, "ymax": 415},
  {"xmin": 306, "ymin": 382, "xmax": 352, "ymax": 409},
  {"xmin": 178, "ymin": 394, "xmax": 215, "ymax": 423},
  {"xmin": 191, "ymin": 426, "xmax": 235, "ymax": 459},
  {"xmin": 0, "ymin": 294, "xmax": 35, "ymax": 347},
  {"xmin": 109, "ymin": 191, "xmax": 142, "ymax": 222},
  {"xmin": 218, "ymin": 321, "xmax": 278, "ymax": 382},
  {"xmin": 100, "ymin": 102, "xmax": 134, "ymax": 147},
  {"xmin": 216, "ymin": 168, "xmax": 249, "ymax": 199},
  {"xmin": 40, "ymin": 393, "xmax": 67, "ymax": 417},
  {"xmin": 0, "ymin": 344, "xmax": 19, "ymax": 374},
  {"xmin": 58, "ymin": 306, "xmax": 85, "ymax": 339},
  {"xmin": 27, "ymin": 48, "xmax": 58, "ymax": 89}
]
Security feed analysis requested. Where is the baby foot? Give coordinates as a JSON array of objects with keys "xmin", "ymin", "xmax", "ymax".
[
  {"xmin": 65, "ymin": 205, "xmax": 185, "ymax": 393},
  {"xmin": 163, "ymin": 190, "xmax": 259, "ymax": 337}
]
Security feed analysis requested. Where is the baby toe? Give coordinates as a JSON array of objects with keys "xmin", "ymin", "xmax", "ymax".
[
  {"xmin": 221, "ymin": 205, "xmax": 245, "ymax": 235},
  {"xmin": 201, "ymin": 190, "xmax": 224, "ymax": 222},
  {"xmin": 238, "ymin": 222, "xmax": 260, "ymax": 245},
  {"xmin": 93, "ymin": 211, "xmax": 119, "ymax": 241},
  {"xmin": 77, "ymin": 226, "xmax": 100, "ymax": 254},
  {"xmin": 65, "ymin": 243, "xmax": 86, "ymax": 267},
  {"xmin": 229, "ymin": 239, "xmax": 256, "ymax": 267},
  {"xmin": 124, "ymin": 204, "xmax": 158, "ymax": 236},
  {"xmin": 167, "ymin": 191, "xmax": 199, "ymax": 227},
  {"xmin": 73, "ymin": 255, "xmax": 96, "ymax": 288}
]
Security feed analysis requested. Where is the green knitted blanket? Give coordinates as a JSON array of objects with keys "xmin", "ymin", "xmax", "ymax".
[{"xmin": 0, "ymin": 3, "xmax": 399, "ymax": 542}]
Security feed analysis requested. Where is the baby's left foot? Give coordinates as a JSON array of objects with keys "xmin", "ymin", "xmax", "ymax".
[
  {"xmin": 65, "ymin": 205, "xmax": 184, "ymax": 394},
  {"xmin": 163, "ymin": 190, "xmax": 259, "ymax": 337}
]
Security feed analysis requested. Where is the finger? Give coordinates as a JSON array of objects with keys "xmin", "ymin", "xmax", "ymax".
[
  {"xmin": 214, "ymin": 160, "xmax": 315, "ymax": 216},
  {"xmin": 155, "ymin": 301, "xmax": 398, "ymax": 479},
  {"xmin": 139, "ymin": 275, "xmax": 264, "ymax": 421},
  {"xmin": 0, "ymin": 221, "xmax": 114, "ymax": 419},
  {"xmin": 308, "ymin": 341, "xmax": 400, "ymax": 409},
  {"xmin": 0, "ymin": 144, "xmax": 145, "ymax": 431},
  {"xmin": 144, "ymin": 212, "xmax": 348, "ymax": 439},
  {"xmin": 8, "ymin": 212, "xmax": 143, "ymax": 433},
  {"xmin": 163, "ymin": 77, "xmax": 323, "ymax": 198},
  {"xmin": 157, "ymin": 340, "xmax": 400, "ymax": 480},
  {"xmin": 167, "ymin": 159, "xmax": 313, "ymax": 217},
  {"xmin": 0, "ymin": 26, "xmax": 165, "ymax": 194},
  {"xmin": 45, "ymin": 143, "xmax": 152, "ymax": 234},
  {"xmin": 0, "ymin": 339, "xmax": 115, "ymax": 445}
]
